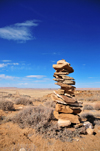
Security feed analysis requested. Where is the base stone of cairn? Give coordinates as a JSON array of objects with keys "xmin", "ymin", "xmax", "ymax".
[{"xmin": 51, "ymin": 59, "xmax": 83, "ymax": 127}]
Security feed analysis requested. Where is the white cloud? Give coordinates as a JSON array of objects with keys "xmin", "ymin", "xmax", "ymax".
[
  {"xmin": 0, "ymin": 74, "xmax": 17, "ymax": 80},
  {"xmin": 0, "ymin": 63, "xmax": 7, "ymax": 68},
  {"xmin": 26, "ymin": 75, "xmax": 46, "ymax": 79},
  {"xmin": 0, "ymin": 20, "xmax": 39, "ymax": 42},
  {"xmin": 0, "ymin": 62, "xmax": 19, "ymax": 68},
  {"xmin": 13, "ymin": 63, "xmax": 19, "ymax": 65},
  {"xmin": 2, "ymin": 60, "xmax": 11, "ymax": 62}
]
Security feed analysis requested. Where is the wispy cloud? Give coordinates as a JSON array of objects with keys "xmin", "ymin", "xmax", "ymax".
[
  {"xmin": 2, "ymin": 60, "xmax": 11, "ymax": 62},
  {"xmin": 42, "ymin": 52, "xmax": 60, "ymax": 55},
  {"xmin": 0, "ymin": 74, "xmax": 18, "ymax": 80},
  {"xmin": 0, "ymin": 63, "xmax": 7, "ymax": 68},
  {"xmin": 0, "ymin": 20, "xmax": 39, "ymax": 42},
  {"xmin": 0, "ymin": 62, "xmax": 19, "ymax": 68},
  {"xmin": 26, "ymin": 75, "xmax": 46, "ymax": 79}
]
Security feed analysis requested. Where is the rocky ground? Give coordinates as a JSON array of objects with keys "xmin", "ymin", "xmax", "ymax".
[{"xmin": 0, "ymin": 88, "xmax": 100, "ymax": 151}]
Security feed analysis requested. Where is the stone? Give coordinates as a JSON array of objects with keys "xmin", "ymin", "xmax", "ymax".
[
  {"xmin": 54, "ymin": 89, "xmax": 65, "ymax": 95},
  {"xmin": 61, "ymin": 86, "xmax": 75, "ymax": 92},
  {"xmin": 58, "ymin": 94, "xmax": 77, "ymax": 104},
  {"xmin": 54, "ymin": 71, "xmax": 69, "ymax": 75},
  {"xmin": 74, "ymin": 123, "xmax": 83, "ymax": 129},
  {"xmin": 53, "ymin": 62, "xmax": 74, "ymax": 73},
  {"xmin": 59, "ymin": 75, "xmax": 74, "ymax": 80},
  {"xmin": 64, "ymin": 93, "xmax": 72, "ymax": 97},
  {"xmin": 53, "ymin": 78, "xmax": 64, "ymax": 82},
  {"xmin": 83, "ymin": 121, "xmax": 93, "ymax": 129},
  {"xmin": 72, "ymin": 108, "xmax": 81, "ymax": 114},
  {"xmin": 86, "ymin": 128, "xmax": 94, "ymax": 135},
  {"xmin": 53, "ymin": 111, "xmax": 80, "ymax": 123},
  {"xmin": 51, "ymin": 94, "xmax": 67, "ymax": 104},
  {"xmin": 57, "ymin": 59, "xmax": 70, "ymax": 65},
  {"xmin": 63, "ymin": 80, "xmax": 75, "ymax": 85},
  {"xmin": 19, "ymin": 148, "xmax": 26, "ymax": 151},
  {"xmin": 55, "ymin": 103, "xmax": 73, "ymax": 113},
  {"xmin": 58, "ymin": 119, "xmax": 71, "ymax": 127},
  {"xmin": 55, "ymin": 82, "xmax": 75, "ymax": 89}
]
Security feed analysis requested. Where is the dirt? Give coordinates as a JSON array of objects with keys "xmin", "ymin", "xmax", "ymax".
[{"xmin": 0, "ymin": 88, "xmax": 100, "ymax": 151}]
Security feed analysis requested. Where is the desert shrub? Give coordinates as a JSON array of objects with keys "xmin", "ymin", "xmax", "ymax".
[
  {"xmin": 0, "ymin": 100, "xmax": 15, "ymax": 111},
  {"xmin": 94, "ymin": 103, "xmax": 100, "ymax": 110},
  {"xmin": 7, "ymin": 105, "xmax": 87, "ymax": 142},
  {"xmin": 15, "ymin": 97, "xmax": 33, "ymax": 106},
  {"xmin": 94, "ymin": 119, "xmax": 100, "ymax": 125},
  {"xmin": 83, "ymin": 104, "xmax": 94, "ymax": 110},
  {"xmin": 43, "ymin": 101, "xmax": 56, "ymax": 108},
  {"xmin": 11, "ymin": 105, "xmax": 55, "ymax": 129}
]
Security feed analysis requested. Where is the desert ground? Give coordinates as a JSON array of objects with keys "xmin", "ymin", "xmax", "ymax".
[{"xmin": 0, "ymin": 88, "xmax": 100, "ymax": 151}]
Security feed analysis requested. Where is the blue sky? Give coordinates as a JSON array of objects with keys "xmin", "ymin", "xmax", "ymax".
[{"xmin": 0, "ymin": 0, "xmax": 100, "ymax": 88}]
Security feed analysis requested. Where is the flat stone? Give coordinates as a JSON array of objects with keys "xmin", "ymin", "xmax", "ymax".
[
  {"xmin": 53, "ymin": 78, "xmax": 64, "ymax": 82},
  {"xmin": 59, "ymin": 75, "xmax": 74, "ymax": 80},
  {"xmin": 55, "ymin": 82, "xmax": 75, "ymax": 88},
  {"xmin": 58, "ymin": 119, "xmax": 71, "ymax": 127},
  {"xmin": 54, "ymin": 89, "xmax": 65, "ymax": 95},
  {"xmin": 54, "ymin": 71, "xmax": 69, "ymax": 75},
  {"xmin": 53, "ymin": 111, "xmax": 80, "ymax": 123},
  {"xmin": 86, "ymin": 128, "xmax": 94, "ymax": 135},
  {"xmin": 51, "ymin": 94, "xmax": 67, "ymax": 104},
  {"xmin": 61, "ymin": 86, "xmax": 75, "ymax": 92},
  {"xmin": 72, "ymin": 109, "xmax": 81, "ymax": 114},
  {"xmin": 58, "ymin": 94, "xmax": 77, "ymax": 104},
  {"xmin": 55, "ymin": 103, "xmax": 73, "ymax": 113},
  {"xmin": 53, "ymin": 62, "xmax": 74, "ymax": 73},
  {"xmin": 63, "ymin": 80, "xmax": 75, "ymax": 85},
  {"xmin": 74, "ymin": 123, "xmax": 83, "ymax": 129},
  {"xmin": 57, "ymin": 59, "xmax": 70, "ymax": 65}
]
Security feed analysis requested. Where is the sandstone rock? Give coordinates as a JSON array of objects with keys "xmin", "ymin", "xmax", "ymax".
[
  {"xmin": 74, "ymin": 123, "xmax": 83, "ymax": 129},
  {"xmin": 55, "ymin": 82, "xmax": 75, "ymax": 89},
  {"xmin": 19, "ymin": 148, "xmax": 26, "ymax": 151},
  {"xmin": 55, "ymin": 103, "xmax": 73, "ymax": 113},
  {"xmin": 57, "ymin": 59, "xmax": 70, "ymax": 65},
  {"xmin": 54, "ymin": 71, "xmax": 69, "ymax": 75},
  {"xmin": 53, "ymin": 78, "xmax": 64, "ymax": 82},
  {"xmin": 63, "ymin": 80, "xmax": 75, "ymax": 85},
  {"xmin": 51, "ymin": 94, "xmax": 67, "ymax": 104},
  {"xmin": 86, "ymin": 128, "xmax": 94, "ymax": 135},
  {"xmin": 59, "ymin": 75, "xmax": 74, "ymax": 80},
  {"xmin": 53, "ymin": 111, "xmax": 80, "ymax": 123},
  {"xmin": 54, "ymin": 89, "xmax": 65, "ymax": 95},
  {"xmin": 58, "ymin": 119, "xmax": 71, "ymax": 127},
  {"xmin": 53, "ymin": 62, "xmax": 74, "ymax": 73},
  {"xmin": 58, "ymin": 94, "xmax": 77, "ymax": 104},
  {"xmin": 72, "ymin": 108, "xmax": 81, "ymax": 114}
]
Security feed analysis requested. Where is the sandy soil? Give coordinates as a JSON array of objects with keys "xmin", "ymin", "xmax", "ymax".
[{"xmin": 0, "ymin": 88, "xmax": 100, "ymax": 151}]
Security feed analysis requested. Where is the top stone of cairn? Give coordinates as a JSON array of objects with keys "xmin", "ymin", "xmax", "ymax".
[{"xmin": 53, "ymin": 59, "xmax": 74, "ymax": 73}]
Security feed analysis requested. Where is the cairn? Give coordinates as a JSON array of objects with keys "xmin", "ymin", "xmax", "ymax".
[{"xmin": 51, "ymin": 59, "xmax": 83, "ymax": 127}]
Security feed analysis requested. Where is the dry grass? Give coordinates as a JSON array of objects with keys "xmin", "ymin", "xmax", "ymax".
[
  {"xmin": 43, "ymin": 100, "xmax": 56, "ymax": 108},
  {"xmin": 15, "ymin": 97, "xmax": 33, "ymax": 106},
  {"xmin": 83, "ymin": 104, "xmax": 94, "ymax": 110},
  {"xmin": 0, "ymin": 100, "xmax": 15, "ymax": 111}
]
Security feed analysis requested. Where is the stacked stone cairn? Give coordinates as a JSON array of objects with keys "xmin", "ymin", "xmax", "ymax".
[{"xmin": 51, "ymin": 59, "xmax": 83, "ymax": 127}]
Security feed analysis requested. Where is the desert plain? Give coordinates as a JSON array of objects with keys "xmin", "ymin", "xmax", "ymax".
[{"xmin": 0, "ymin": 87, "xmax": 100, "ymax": 151}]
